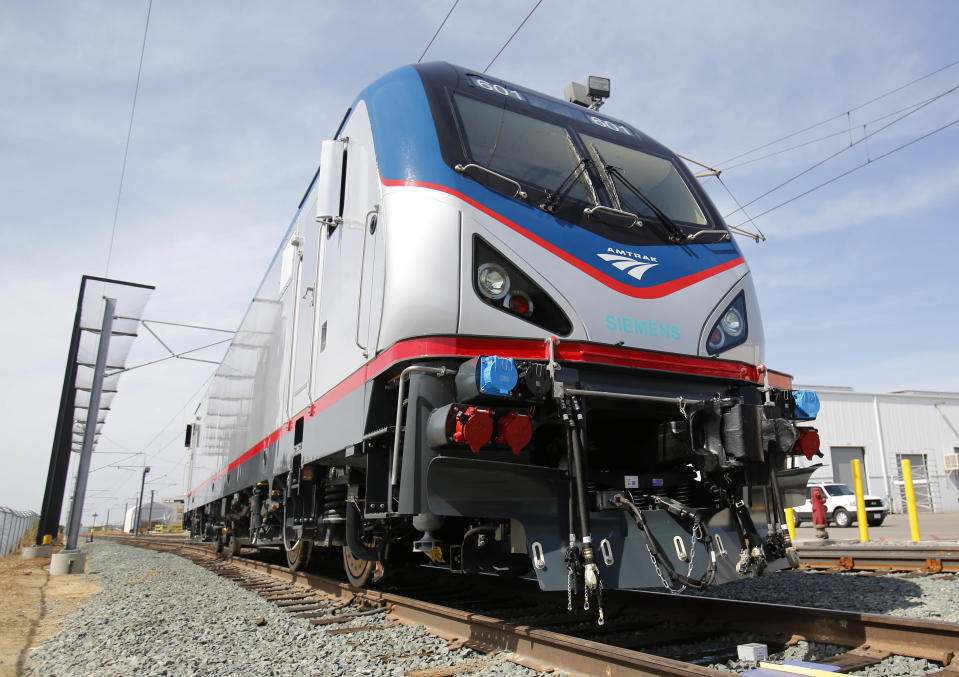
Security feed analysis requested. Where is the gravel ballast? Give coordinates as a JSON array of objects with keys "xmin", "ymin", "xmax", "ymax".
[
  {"xmin": 25, "ymin": 541, "xmax": 959, "ymax": 676},
  {"xmin": 686, "ymin": 568, "xmax": 959, "ymax": 675},
  {"xmin": 25, "ymin": 541, "xmax": 542, "ymax": 677}
]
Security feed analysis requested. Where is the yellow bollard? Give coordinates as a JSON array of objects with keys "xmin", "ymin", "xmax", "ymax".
[
  {"xmin": 852, "ymin": 459, "xmax": 869, "ymax": 543},
  {"xmin": 42, "ymin": 534, "xmax": 53, "ymax": 545},
  {"xmin": 785, "ymin": 508, "xmax": 796, "ymax": 542},
  {"xmin": 902, "ymin": 459, "xmax": 921, "ymax": 542}
]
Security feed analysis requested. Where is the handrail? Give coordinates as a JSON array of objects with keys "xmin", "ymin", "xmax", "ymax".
[
  {"xmin": 454, "ymin": 163, "xmax": 527, "ymax": 199},
  {"xmin": 583, "ymin": 204, "xmax": 641, "ymax": 228}
]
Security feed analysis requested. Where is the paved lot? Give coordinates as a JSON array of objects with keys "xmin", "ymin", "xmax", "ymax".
[{"xmin": 793, "ymin": 510, "xmax": 959, "ymax": 546}]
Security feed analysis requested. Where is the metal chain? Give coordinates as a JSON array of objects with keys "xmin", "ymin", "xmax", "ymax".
[
  {"xmin": 646, "ymin": 521, "xmax": 704, "ymax": 595},
  {"xmin": 596, "ymin": 580, "xmax": 605, "ymax": 626},
  {"xmin": 566, "ymin": 567, "xmax": 574, "ymax": 612},
  {"xmin": 645, "ymin": 541, "xmax": 684, "ymax": 594}
]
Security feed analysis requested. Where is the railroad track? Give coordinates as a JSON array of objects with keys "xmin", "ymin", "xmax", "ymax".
[
  {"xmin": 108, "ymin": 536, "xmax": 959, "ymax": 676},
  {"xmin": 796, "ymin": 545, "xmax": 959, "ymax": 574}
]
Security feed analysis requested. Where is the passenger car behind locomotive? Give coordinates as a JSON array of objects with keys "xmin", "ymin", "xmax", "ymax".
[{"xmin": 184, "ymin": 62, "xmax": 820, "ymax": 613}]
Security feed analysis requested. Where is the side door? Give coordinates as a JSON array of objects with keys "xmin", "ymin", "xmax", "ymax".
[{"xmin": 289, "ymin": 213, "xmax": 325, "ymax": 414}]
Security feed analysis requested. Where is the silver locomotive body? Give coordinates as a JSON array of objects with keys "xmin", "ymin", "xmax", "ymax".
[{"xmin": 185, "ymin": 63, "xmax": 818, "ymax": 602}]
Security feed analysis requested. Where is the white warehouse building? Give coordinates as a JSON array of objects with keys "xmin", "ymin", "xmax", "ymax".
[{"xmin": 788, "ymin": 387, "xmax": 959, "ymax": 513}]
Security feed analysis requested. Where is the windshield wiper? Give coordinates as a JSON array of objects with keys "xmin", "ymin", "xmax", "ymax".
[
  {"xmin": 540, "ymin": 157, "xmax": 591, "ymax": 214},
  {"xmin": 587, "ymin": 146, "xmax": 687, "ymax": 243},
  {"xmin": 455, "ymin": 163, "xmax": 527, "ymax": 200}
]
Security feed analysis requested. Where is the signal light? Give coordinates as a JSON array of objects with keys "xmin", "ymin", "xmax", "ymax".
[
  {"xmin": 507, "ymin": 291, "xmax": 533, "ymax": 317},
  {"xmin": 705, "ymin": 291, "xmax": 748, "ymax": 355}
]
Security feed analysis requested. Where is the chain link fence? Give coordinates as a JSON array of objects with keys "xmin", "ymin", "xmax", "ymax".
[{"xmin": 0, "ymin": 506, "xmax": 39, "ymax": 557}]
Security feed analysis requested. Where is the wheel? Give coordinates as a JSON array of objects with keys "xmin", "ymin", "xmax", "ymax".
[
  {"xmin": 868, "ymin": 516, "xmax": 884, "ymax": 526},
  {"xmin": 342, "ymin": 546, "xmax": 375, "ymax": 588},
  {"xmin": 832, "ymin": 508, "xmax": 851, "ymax": 528},
  {"xmin": 213, "ymin": 532, "xmax": 224, "ymax": 554},
  {"xmin": 285, "ymin": 538, "xmax": 313, "ymax": 571},
  {"xmin": 229, "ymin": 535, "xmax": 242, "ymax": 557},
  {"xmin": 282, "ymin": 477, "xmax": 313, "ymax": 571}
]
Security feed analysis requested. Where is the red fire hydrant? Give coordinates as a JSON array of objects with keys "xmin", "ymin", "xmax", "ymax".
[{"xmin": 811, "ymin": 487, "xmax": 829, "ymax": 540}]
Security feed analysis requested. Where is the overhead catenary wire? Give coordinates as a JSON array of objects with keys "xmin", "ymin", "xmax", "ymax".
[
  {"xmin": 483, "ymin": 0, "xmax": 544, "ymax": 74},
  {"xmin": 116, "ymin": 316, "xmax": 237, "ymax": 334},
  {"xmin": 731, "ymin": 115, "xmax": 959, "ymax": 228},
  {"xmin": 717, "ymin": 89, "xmax": 955, "ymax": 172},
  {"xmin": 104, "ymin": 0, "xmax": 153, "ymax": 278},
  {"xmin": 723, "ymin": 82, "xmax": 959, "ymax": 219},
  {"xmin": 717, "ymin": 55, "xmax": 959, "ymax": 167},
  {"xmin": 417, "ymin": 0, "xmax": 460, "ymax": 63}
]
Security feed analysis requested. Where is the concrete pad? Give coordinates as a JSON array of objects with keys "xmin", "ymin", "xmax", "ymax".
[
  {"xmin": 50, "ymin": 550, "xmax": 86, "ymax": 575},
  {"xmin": 21, "ymin": 545, "xmax": 53, "ymax": 559},
  {"xmin": 794, "ymin": 510, "xmax": 959, "ymax": 546}
]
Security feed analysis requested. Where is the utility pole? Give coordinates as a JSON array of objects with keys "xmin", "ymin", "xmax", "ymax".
[
  {"xmin": 123, "ymin": 503, "xmax": 128, "ymax": 531},
  {"xmin": 135, "ymin": 466, "xmax": 150, "ymax": 535},
  {"xmin": 89, "ymin": 512, "xmax": 98, "ymax": 542},
  {"xmin": 147, "ymin": 489, "xmax": 155, "ymax": 533},
  {"xmin": 104, "ymin": 509, "xmax": 110, "ymax": 532}
]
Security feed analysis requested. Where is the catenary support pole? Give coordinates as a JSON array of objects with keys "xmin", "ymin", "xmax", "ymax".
[
  {"xmin": 135, "ymin": 467, "xmax": 150, "ymax": 535},
  {"xmin": 147, "ymin": 489, "xmax": 155, "ymax": 533},
  {"xmin": 63, "ymin": 298, "xmax": 115, "ymax": 552}
]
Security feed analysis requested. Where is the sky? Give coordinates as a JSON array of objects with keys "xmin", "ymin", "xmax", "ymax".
[{"xmin": 2, "ymin": 1, "xmax": 957, "ymax": 525}]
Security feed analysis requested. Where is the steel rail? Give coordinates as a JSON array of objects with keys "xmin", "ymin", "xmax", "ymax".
[
  {"xmin": 795, "ymin": 545, "xmax": 959, "ymax": 574},
  {"xmin": 108, "ymin": 536, "xmax": 959, "ymax": 675},
  {"xmin": 622, "ymin": 590, "xmax": 959, "ymax": 666}
]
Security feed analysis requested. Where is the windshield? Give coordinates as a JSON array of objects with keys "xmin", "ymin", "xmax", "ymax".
[
  {"xmin": 824, "ymin": 484, "xmax": 855, "ymax": 496},
  {"xmin": 583, "ymin": 134, "xmax": 707, "ymax": 225},
  {"xmin": 453, "ymin": 93, "xmax": 596, "ymax": 205},
  {"xmin": 450, "ymin": 90, "xmax": 712, "ymax": 233}
]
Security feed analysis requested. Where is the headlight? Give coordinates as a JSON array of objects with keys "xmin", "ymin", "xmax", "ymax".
[
  {"xmin": 477, "ymin": 263, "xmax": 510, "ymax": 300},
  {"xmin": 705, "ymin": 292, "xmax": 748, "ymax": 355},
  {"xmin": 721, "ymin": 307, "xmax": 744, "ymax": 337},
  {"xmin": 472, "ymin": 236, "xmax": 572, "ymax": 335}
]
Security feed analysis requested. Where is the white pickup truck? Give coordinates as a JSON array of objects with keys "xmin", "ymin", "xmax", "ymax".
[{"xmin": 791, "ymin": 483, "xmax": 887, "ymax": 527}]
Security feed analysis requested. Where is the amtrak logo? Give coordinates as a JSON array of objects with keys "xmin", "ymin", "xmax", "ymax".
[{"xmin": 597, "ymin": 248, "xmax": 659, "ymax": 281}]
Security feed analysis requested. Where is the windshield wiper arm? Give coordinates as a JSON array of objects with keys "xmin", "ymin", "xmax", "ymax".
[
  {"xmin": 455, "ymin": 163, "xmax": 528, "ymax": 200},
  {"xmin": 603, "ymin": 164, "xmax": 687, "ymax": 243},
  {"xmin": 586, "ymin": 145, "xmax": 686, "ymax": 243},
  {"xmin": 540, "ymin": 158, "xmax": 591, "ymax": 213}
]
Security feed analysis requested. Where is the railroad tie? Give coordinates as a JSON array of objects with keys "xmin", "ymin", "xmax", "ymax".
[{"xmin": 276, "ymin": 597, "xmax": 325, "ymax": 608}]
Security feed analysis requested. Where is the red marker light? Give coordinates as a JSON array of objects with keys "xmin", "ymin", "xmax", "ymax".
[{"xmin": 507, "ymin": 292, "xmax": 532, "ymax": 317}]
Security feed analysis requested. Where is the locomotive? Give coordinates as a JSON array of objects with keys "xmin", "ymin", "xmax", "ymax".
[{"xmin": 184, "ymin": 62, "xmax": 819, "ymax": 616}]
